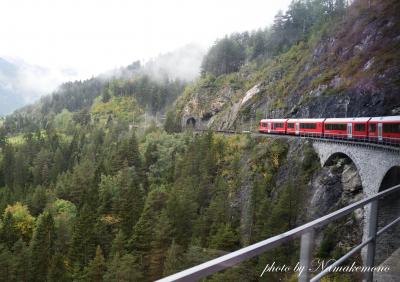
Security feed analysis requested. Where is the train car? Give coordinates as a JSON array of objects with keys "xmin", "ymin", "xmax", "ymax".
[
  {"xmin": 287, "ymin": 118, "xmax": 325, "ymax": 136},
  {"xmin": 259, "ymin": 119, "xmax": 288, "ymax": 134},
  {"xmin": 324, "ymin": 117, "xmax": 370, "ymax": 140},
  {"xmin": 368, "ymin": 116, "xmax": 400, "ymax": 143}
]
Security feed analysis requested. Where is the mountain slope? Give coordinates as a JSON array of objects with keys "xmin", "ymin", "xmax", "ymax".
[{"xmin": 174, "ymin": 0, "xmax": 400, "ymax": 131}]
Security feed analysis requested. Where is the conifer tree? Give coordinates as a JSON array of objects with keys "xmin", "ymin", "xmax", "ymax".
[
  {"xmin": 103, "ymin": 253, "xmax": 143, "ymax": 282},
  {"xmin": 85, "ymin": 246, "xmax": 106, "ymax": 282},
  {"xmin": 114, "ymin": 166, "xmax": 144, "ymax": 237},
  {"xmin": 0, "ymin": 244, "xmax": 12, "ymax": 281},
  {"xmin": 47, "ymin": 253, "xmax": 69, "ymax": 282},
  {"xmin": 147, "ymin": 212, "xmax": 173, "ymax": 280},
  {"xmin": 11, "ymin": 239, "xmax": 30, "ymax": 282},
  {"xmin": 0, "ymin": 211, "xmax": 17, "ymax": 249},
  {"xmin": 110, "ymin": 230, "xmax": 126, "ymax": 257},
  {"xmin": 30, "ymin": 212, "xmax": 56, "ymax": 282},
  {"xmin": 70, "ymin": 203, "xmax": 97, "ymax": 268},
  {"xmin": 163, "ymin": 240, "xmax": 183, "ymax": 276}
]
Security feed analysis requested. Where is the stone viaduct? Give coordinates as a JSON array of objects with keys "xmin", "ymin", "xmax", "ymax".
[{"xmin": 311, "ymin": 139, "xmax": 400, "ymax": 269}]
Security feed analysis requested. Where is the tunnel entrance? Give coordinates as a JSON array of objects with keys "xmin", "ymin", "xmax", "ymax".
[
  {"xmin": 186, "ymin": 117, "xmax": 196, "ymax": 129},
  {"xmin": 376, "ymin": 166, "xmax": 400, "ymax": 265}
]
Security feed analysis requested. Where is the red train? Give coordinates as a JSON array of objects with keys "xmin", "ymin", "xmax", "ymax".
[{"xmin": 259, "ymin": 116, "xmax": 400, "ymax": 144}]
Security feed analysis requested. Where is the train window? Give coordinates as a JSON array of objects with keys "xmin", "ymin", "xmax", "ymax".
[
  {"xmin": 287, "ymin": 123, "xmax": 294, "ymax": 128},
  {"xmin": 300, "ymin": 123, "xmax": 316, "ymax": 129},
  {"xmin": 369, "ymin": 124, "xmax": 376, "ymax": 132},
  {"xmin": 274, "ymin": 123, "xmax": 284, "ymax": 128},
  {"xmin": 383, "ymin": 123, "xmax": 400, "ymax": 133},
  {"xmin": 325, "ymin": 123, "xmax": 347, "ymax": 130},
  {"xmin": 261, "ymin": 123, "xmax": 267, "ymax": 127},
  {"xmin": 355, "ymin": 124, "xmax": 366, "ymax": 131}
]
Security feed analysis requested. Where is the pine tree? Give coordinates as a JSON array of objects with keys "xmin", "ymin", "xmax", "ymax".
[
  {"xmin": 110, "ymin": 230, "xmax": 126, "ymax": 258},
  {"xmin": 128, "ymin": 189, "xmax": 168, "ymax": 272},
  {"xmin": 69, "ymin": 203, "xmax": 97, "ymax": 268},
  {"xmin": 0, "ymin": 211, "xmax": 17, "ymax": 249},
  {"xmin": 147, "ymin": 212, "xmax": 173, "ymax": 280},
  {"xmin": 103, "ymin": 253, "xmax": 143, "ymax": 282},
  {"xmin": 11, "ymin": 239, "xmax": 30, "ymax": 282},
  {"xmin": 30, "ymin": 186, "xmax": 47, "ymax": 216},
  {"xmin": 47, "ymin": 253, "xmax": 69, "ymax": 282},
  {"xmin": 85, "ymin": 246, "xmax": 106, "ymax": 282},
  {"xmin": 30, "ymin": 212, "xmax": 56, "ymax": 282},
  {"xmin": 163, "ymin": 240, "xmax": 183, "ymax": 276},
  {"xmin": 2, "ymin": 145, "xmax": 15, "ymax": 187},
  {"xmin": 0, "ymin": 244, "xmax": 12, "ymax": 281},
  {"xmin": 114, "ymin": 166, "xmax": 144, "ymax": 237}
]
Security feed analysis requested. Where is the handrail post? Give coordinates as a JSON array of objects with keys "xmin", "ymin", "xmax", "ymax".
[
  {"xmin": 364, "ymin": 199, "xmax": 378, "ymax": 282},
  {"xmin": 299, "ymin": 229, "xmax": 315, "ymax": 282}
]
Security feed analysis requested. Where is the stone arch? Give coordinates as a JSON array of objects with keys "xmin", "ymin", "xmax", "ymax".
[
  {"xmin": 375, "ymin": 166, "xmax": 400, "ymax": 265},
  {"xmin": 322, "ymin": 151, "xmax": 362, "ymax": 176},
  {"xmin": 324, "ymin": 152, "xmax": 356, "ymax": 167},
  {"xmin": 186, "ymin": 117, "xmax": 196, "ymax": 129}
]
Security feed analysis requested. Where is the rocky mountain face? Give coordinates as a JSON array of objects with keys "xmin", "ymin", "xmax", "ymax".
[{"xmin": 177, "ymin": 0, "xmax": 400, "ymax": 131}]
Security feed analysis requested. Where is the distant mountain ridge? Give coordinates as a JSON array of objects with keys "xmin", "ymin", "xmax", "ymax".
[
  {"xmin": 0, "ymin": 58, "xmax": 24, "ymax": 115},
  {"xmin": 1, "ymin": 43, "xmax": 205, "ymax": 117},
  {"xmin": 0, "ymin": 57, "xmax": 65, "ymax": 116}
]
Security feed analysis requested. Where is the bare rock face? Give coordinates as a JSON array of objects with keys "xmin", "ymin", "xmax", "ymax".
[
  {"xmin": 307, "ymin": 157, "xmax": 364, "ymax": 263},
  {"xmin": 308, "ymin": 157, "xmax": 363, "ymax": 219}
]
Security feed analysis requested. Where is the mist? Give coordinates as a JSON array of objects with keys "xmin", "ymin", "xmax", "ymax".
[
  {"xmin": 142, "ymin": 43, "xmax": 206, "ymax": 82},
  {"xmin": 0, "ymin": 57, "xmax": 80, "ymax": 115}
]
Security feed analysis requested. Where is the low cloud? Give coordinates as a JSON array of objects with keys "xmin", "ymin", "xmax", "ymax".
[
  {"xmin": 143, "ymin": 43, "xmax": 206, "ymax": 82},
  {"xmin": 0, "ymin": 57, "xmax": 82, "ymax": 114}
]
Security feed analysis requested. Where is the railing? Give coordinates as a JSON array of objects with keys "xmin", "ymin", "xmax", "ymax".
[
  {"xmin": 195, "ymin": 129, "xmax": 400, "ymax": 149},
  {"xmin": 257, "ymin": 131, "xmax": 400, "ymax": 149},
  {"xmin": 157, "ymin": 184, "xmax": 400, "ymax": 282}
]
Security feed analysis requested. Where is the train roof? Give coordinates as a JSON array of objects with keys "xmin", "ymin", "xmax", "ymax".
[
  {"xmin": 260, "ymin": 118, "xmax": 288, "ymax": 122},
  {"xmin": 325, "ymin": 117, "xmax": 371, "ymax": 122},
  {"xmin": 287, "ymin": 118, "xmax": 325, "ymax": 123},
  {"xmin": 370, "ymin": 116, "xmax": 400, "ymax": 122}
]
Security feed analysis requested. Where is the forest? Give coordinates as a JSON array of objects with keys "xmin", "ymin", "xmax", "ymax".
[{"xmin": 0, "ymin": 115, "xmax": 325, "ymax": 281}]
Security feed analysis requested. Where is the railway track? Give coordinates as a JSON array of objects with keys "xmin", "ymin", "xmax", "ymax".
[{"xmin": 194, "ymin": 129, "xmax": 400, "ymax": 153}]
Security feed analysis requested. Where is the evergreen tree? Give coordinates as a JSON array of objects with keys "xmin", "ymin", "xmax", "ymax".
[
  {"xmin": 69, "ymin": 203, "xmax": 98, "ymax": 268},
  {"xmin": 147, "ymin": 212, "xmax": 173, "ymax": 280},
  {"xmin": 2, "ymin": 145, "xmax": 15, "ymax": 187},
  {"xmin": 85, "ymin": 246, "xmax": 106, "ymax": 282},
  {"xmin": 128, "ymin": 189, "xmax": 168, "ymax": 272},
  {"xmin": 0, "ymin": 244, "xmax": 12, "ymax": 282},
  {"xmin": 114, "ymin": 166, "xmax": 144, "ymax": 237},
  {"xmin": 30, "ymin": 212, "xmax": 56, "ymax": 282},
  {"xmin": 103, "ymin": 253, "xmax": 143, "ymax": 282},
  {"xmin": 11, "ymin": 239, "xmax": 30, "ymax": 282},
  {"xmin": 47, "ymin": 253, "xmax": 69, "ymax": 282},
  {"xmin": 30, "ymin": 186, "xmax": 47, "ymax": 216},
  {"xmin": 163, "ymin": 240, "xmax": 183, "ymax": 276},
  {"xmin": 0, "ymin": 211, "xmax": 17, "ymax": 249},
  {"xmin": 110, "ymin": 230, "xmax": 126, "ymax": 257}
]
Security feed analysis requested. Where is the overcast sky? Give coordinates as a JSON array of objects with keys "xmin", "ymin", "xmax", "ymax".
[{"xmin": 0, "ymin": 0, "xmax": 292, "ymax": 79}]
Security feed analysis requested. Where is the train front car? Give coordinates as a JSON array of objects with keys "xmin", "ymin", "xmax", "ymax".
[
  {"xmin": 289, "ymin": 118, "xmax": 324, "ymax": 137},
  {"xmin": 259, "ymin": 119, "xmax": 288, "ymax": 134},
  {"xmin": 324, "ymin": 117, "xmax": 370, "ymax": 140},
  {"xmin": 368, "ymin": 116, "xmax": 400, "ymax": 145}
]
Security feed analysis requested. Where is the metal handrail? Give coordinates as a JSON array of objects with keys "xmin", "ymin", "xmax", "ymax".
[
  {"xmin": 157, "ymin": 184, "xmax": 400, "ymax": 282},
  {"xmin": 197, "ymin": 130, "xmax": 400, "ymax": 151}
]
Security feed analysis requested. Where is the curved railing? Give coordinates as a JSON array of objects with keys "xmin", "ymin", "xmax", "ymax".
[{"xmin": 194, "ymin": 129, "xmax": 400, "ymax": 152}]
